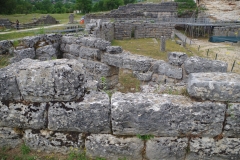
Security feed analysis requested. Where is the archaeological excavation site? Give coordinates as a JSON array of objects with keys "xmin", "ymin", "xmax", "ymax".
[{"xmin": 0, "ymin": 0, "xmax": 240, "ymax": 160}]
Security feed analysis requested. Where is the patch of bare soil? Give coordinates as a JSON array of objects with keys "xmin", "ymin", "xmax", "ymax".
[{"xmin": 190, "ymin": 38, "xmax": 240, "ymax": 73}]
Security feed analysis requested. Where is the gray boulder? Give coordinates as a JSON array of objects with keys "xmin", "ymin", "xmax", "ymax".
[
  {"xmin": 10, "ymin": 48, "xmax": 35, "ymax": 63},
  {"xmin": 61, "ymin": 35, "xmax": 79, "ymax": 44},
  {"xmin": 0, "ymin": 59, "xmax": 85, "ymax": 102},
  {"xmin": 86, "ymin": 134, "xmax": 143, "ymax": 160},
  {"xmin": 187, "ymin": 72, "xmax": 240, "ymax": 102},
  {"xmin": 0, "ymin": 40, "xmax": 13, "ymax": 55},
  {"xmin": 79, "ymin": 37, "xmax": 111, "ymax": 51},
  {"xmin": 79, "ymin": 46, "xmax": 101, "ymax": 60},
  {"xmin": 168, "ymin": 52, "xmax": 188, "ymax": 66},
  {"xmin": 224, "ymin": 103, "xmax": 240, "ymax": 137},
  {"xmin": 64, "ymin": 44, "xmax": 81, "ymax": 57},
  {"xmin": 36, "ymin": 45, "xmax": 58, "ymax": 60},
  {"xmin": 184, "ymin": 56, "xmax": 228, "ymax": 74},
  {"xmin": 106, "ymin": 46, "xmax": 123, "ymax": 54},
  {"xmin": 146, "ymin": 137, "xmax": 188, "ymax": 160},
  {"xmin": 111, "ymin": 92, "xmax": 225, "ymax": 137},
  {"xmin": 21, "ymin": 35, "xmax": 42, "ymax": 48},
  {"xmin": 23, "ymin": 129, "xmax": 83, "ymax": 154},
  {"xmin": 186, "ymin": 138, "xmax": 240, "ymax": 160},
  {"xmin": 0, "ymin": 127, "xmax": 22, "ymax": 148},
  {"xmin": 48, "ymin": 92, "xmax": 110, "ymax": 133},
  {"xmin": 0, "ymin": 101, "xmax": 47, "ymax": 129},
  {"xmin": 133, "ymin": 71, "xmax": 153, "ymax": 81}
]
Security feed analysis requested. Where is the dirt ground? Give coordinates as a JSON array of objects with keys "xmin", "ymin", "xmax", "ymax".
[{"xmin": 189, "ymin": 38, "xmax": 240, "ymax": 73}]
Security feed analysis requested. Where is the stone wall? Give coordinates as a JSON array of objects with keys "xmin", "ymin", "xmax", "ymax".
[
  {"xmin": 85, "ymin": 2, "xmax": 178, "ymax": 23},
  {"xmin": 0, "ymin": 55, "xmax": 240, "ymax": 159},
  {"xmin": 213, "ymin": 26, "xmax": 240, "ymax": 37},
  {"xmin": 0, "ymin": 19, "xmax": 12, "ymax": 29}
]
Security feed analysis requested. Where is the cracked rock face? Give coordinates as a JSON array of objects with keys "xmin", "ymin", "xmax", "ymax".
[
  {"xmin": 0, "ymin": 127, "xmax": 22, "ymax": 148},
  {"xmin": 224, "ymin": 103, "xmax": 240, "ymax": 137},
  {"xmin": 10, "ymin": 48, "xmax": 35, "ymax": 63},
  {"xmin": 111, "ymin": 92, "xmax": 226, "ymax": 137},
  {"xmin": 85, "ymin": 134, "xmax": 143, "ymax": 160},
  {"xmin": 48, "ymin": 92, "xmax": 111, "ymax": 133},
  {"xmin": 23, "ymin": 129, "xmax": 83, "ymax": 154},
  {"xmin": 146, "ymin": 137, "xmax": 188, "ymax": 160},
  {"xmin": 187, "ymin": 72, "xmax": 240, "ymax": 102},
  {"xmin": 168, "ymin": 52, "xmax": 188, "ymax": 66},
  {"xmin": 186, "ymin": 138, "xmax": 240, "ymax": 160},
  {"xmin": 0, "ymin": 58, "xmax": 85, "ymax": 102},
  {"xmin": 0, "ymin": 101, "xmax": 47, "ymax": 129}
]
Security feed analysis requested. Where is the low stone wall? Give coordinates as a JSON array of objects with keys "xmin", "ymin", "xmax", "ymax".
[
  {"xmin": 0, "ymin": 19, "xmax": 12, "ymax": 29},
  {"xmin": 0, "ymin": 57, "xmax": 240, "ymax": 159}
]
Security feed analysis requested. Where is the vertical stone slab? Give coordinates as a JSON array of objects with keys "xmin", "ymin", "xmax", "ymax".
[
  {"xmin": 86, "ymin": 134, "xmax": 143, "ymax": 160},
  {"xmin": 146, "ymin": 137, "xmax": 188, "ymax": 160},
  {"xmin": 160, "ymin": 36, "xmax": 166, "ymax": 51}
]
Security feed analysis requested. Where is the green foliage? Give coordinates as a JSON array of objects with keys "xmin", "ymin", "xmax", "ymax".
[
  {"xmin": 118, "ymin": 158, "xmax": 127, "ymax": 160},
  {"xmin": 0, "ymin": 147, "xmax": 8, "ymax": 160},
  {"xmin": 13, "ymin": 40, "xmax": 19, "ymax": 48},
  {"xmin": 174, "ymin": 0, "xmax": 196, "ymax": 10},
  {"xmin": 136, "ymin": 134, "xmax": 154, "ymax": 141},
  {"xmin": 76, "ymin": 0, "xmax": 92, "ymax": 14},
  {"xmin": 92, "ymin": 0, "xmax": 124, "ymax": 12},
  {"xmin": 67, "ymin": 151, "xmax": 89, "ymax": 160},
  {"xmin": 20, "ymin": 143, "xmax": 31, "ymax": 155},
  {"xmin": 95, "ymin": 157, "xmax": 106, "ymax": 160}
]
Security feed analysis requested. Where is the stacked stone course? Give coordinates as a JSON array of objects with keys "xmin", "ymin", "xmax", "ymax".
[{"xmin": 1, "ymin": 34, "xmax": 240, "ymax": 159}]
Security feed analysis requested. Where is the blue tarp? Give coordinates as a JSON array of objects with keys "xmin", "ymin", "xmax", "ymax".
[{"xmin": 209, "ymin": 36, "xmax": 240, "ymax": 43}]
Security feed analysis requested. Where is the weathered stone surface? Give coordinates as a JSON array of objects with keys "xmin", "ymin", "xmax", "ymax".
[
  {"xmin": 48, "ymin": 92, "xmax": 110, "ymax": 133},
  {"xmin": 36, "ymin": 45, "xmax": 58, "ymax": 60},
  {"xmin": 10, "ymin": 48, "xmax": 35, "ymax": 63},
  {"xmin": 111, "ymin": 92, "xmax": 225, "ymax": 137},
  {"xmin": 186, "ymin": 138, "xmax": 240, "ymax": 160},
  {"xmin": 106, "ymin": 46, "xmax": 123, "ymax": 54},
  {"xmin": 21, "ymin": 35, "xmax": 42, "ymax": 48},
  {"xmin": 102, "ymin": 52, "xmax": 153, "ymax": 72},
  {"xmin": 0, "ymin": 40, "xmax": 13, "ymax": 55},
  {"xmin": 146, "ymin": 137, "xmax": 188, "ymax": 160},
  {"xmin": 79, "ymin": 37, "xmax": 111, "ymax": 51},
  {"xmin": 133, "ymin": 71, "xmax": 153, "ymax": 81},
  {"xmin": 187, "ymin": 72, "xmax": 240, "ymax": 102},
  {"xmin": 224, "ymin": 103, "xmax": 240, "ymax": 137},
  {"xmin": 65, "ymin": 44, "xmax": 81, "ymax": 56},
  {"xmin": 61, "ymin": 35, "xmax": 78, "ymax": 44},
  {"xmin": 151, "ymin": 74, "xmax": 177, "ymax": 84},
  {"xmin": 97, "ymin": 75, "xmax": 119, "ymax": 89},
  {"xmin": 23, "ymin": 129, "xmax": 83, "ymax": 153},
  {"xmin": 44, "ymin": 34, "xmax": 62, "ymax": 45},
  {"xmin": 86, "ymin": 134, "xmax": 143, "ymax": 160},
  {"xmin": 0, "ymin": 127, "xmax": 22, "ymax": 148},
  {"xmin": 79, "ymin": 46, "xmax": 101, "ymax": 60},
  {"xmin": 0, "ymin": 101, "xmax": 46, "ymax": 129},
  {"xmin": 168, "ymin": 52, "xmax": 188, "ymax": 66},
  {"xmin": 184, "ymin": 56, "xmax": 228, "ymax": 74},
  {"xmin": 0, "ymin": 59, "xmax": 85, "ymax": 102}
]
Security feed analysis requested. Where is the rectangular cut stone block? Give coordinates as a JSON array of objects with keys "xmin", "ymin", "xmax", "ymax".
[
  {"xmin": 168, "ymin": 52, "xmax": 188, "ymax": 66},
  {"xmin": 101, "ymin": 52, "xmax": 123, "ymax": 68},
  {"xmin": 48, "ymin": 92, "xmax": 110, "ymax": 133},
  {"xmin": 111, "ymin": 92, "xmax": 226, "ymax": 137},
  {"xmin": 146, "ymin": 137, "xmax": 188, "ymax": 160},
  {"xmin": 187, "ymin": 72, "xmax": 240, "ymax": 102},
  {"xmin": 0, "ymin": 127, "xmax": 22, "ymax": 148},
  {"xmin": 23, "ymin": 129, "xmax": 83, "ymax": 154},
  {"xmin": 0, "ymin": 101, "xmax": 47, "ymax": 129},
  {"xmin": 184, "ymin": 56, "xmax": 227, "ymax": 74},
  {"xmin": 157, "ymin": 62, "xmax": 183, "ymax": 79},
  {"xmin": 86, "ymin": 134, "xmax": 143, "ymax": 160},
  {"xmin": 79, "ymin": 46, "xmax": 101, "ymax": 60},
  {"xmin": 186, "ymin": 138, "xmax": 240, "ymax": 160},
  {"xmin": 224, "ymin": 103, "xmax": 240, "ymax": 137}
]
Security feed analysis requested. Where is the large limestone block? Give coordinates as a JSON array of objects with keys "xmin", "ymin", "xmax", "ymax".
[
  {"xmin": 106, "ymin": 46, "xmax": 123, "ymax": 54},
  {"xmin": 133, "ymin": 71, "xmax": 153, "ymax": 81},
  {"xmin": 21, "ymin": 35, "xmax": 42, "ymax": 48},
  {"xmin": 0, "ymin": 40, "xmax": 13, "ymax": 55},
  {"xmin": 48, "ymin": 92, "xmax": 110, "ymax": 133},
  {"xmin": 0, "ymin": 127, "xmax": 22, "ymax": 148},
  {"xmin": 168, "ymin": 52, "xmax": 188, "ymax": 66},
  {"xmin": 23, "ymin": 129, "xmax": 83, "ymax": 154},
  {"xmin": 224, "ymin": 103, "xmax": 240, "ymax": 137},
  {"xmin": 146, "ymin": 137, "xmax": 188, "ymax": 160},
  {"xmin": 86, "ymin": 134, "xmax": 143, "ymax": 160},
  {"xmin": 184, "ymin": 56, "xmax": 228, "ymax": 74},
  {"xmin": 63, "ymin": 44, "xmax": 81, "ymax": 57},
  {"xmin": 61, "ymin": 35, "xmax": 79, "ymax": 44},
  {"xmin": 101, "ymin": 52, "xmax": 123, "ymax": 68},
  {"xmin": 0, "ymin": 101, "xmax": 46, "ymax": 129},
  {"xmin": 79, "ymin": 37, "xmax": 111, "ymax": 51},
  {"xmin": 36, "ymin": 45, "xmax": 58, "ymax": 60},
  {"xmin": 186, "ymin": 138, "xmax": 240, "ymax": 160},
  {"xmin": 10, "ymin": 48, "xmax": 35, "ymax": 63},
  {"xmin": 111, "ymin": 92, "xmax": 225, "ymax": 137},
  {"xmin": 0, "ymin": 59, "xmax": 85, "ymax": 102},
  {"xmin": 187, "ymin": 72, "xmax": 240, "ymax": 102},
  {"xmin": 79, "ymin": 46, "xmax": 101, "ymax": 60}
]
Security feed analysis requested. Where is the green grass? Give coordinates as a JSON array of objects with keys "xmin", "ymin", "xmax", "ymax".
[
  {"xmin": 112, "ymin": 38, "xmax": 196, "ymax": 61},
  {"xmin": 0, "ymin": 54, "xmax": 12, "ymax": 68}
]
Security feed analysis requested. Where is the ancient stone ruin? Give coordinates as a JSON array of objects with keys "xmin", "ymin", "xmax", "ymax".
[{"xmin": 1, "ymin": 33, "xmax": 240, "ymax": 159}]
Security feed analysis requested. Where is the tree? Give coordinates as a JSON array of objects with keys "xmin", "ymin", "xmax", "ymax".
[
  {"xmin": 103, "ymin": 0, "xmax": 124, "ymax": 11},
  {"xmin": 0, "ymin": 0, "xmax": 17, "ymax": 14},
  {"xmin": 123, "ymin": 0, "xmax": 136, "ymax": 5},
  {"xmin": 75, "ymin": 0, "xmax": 92, "ymax": 13}
]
